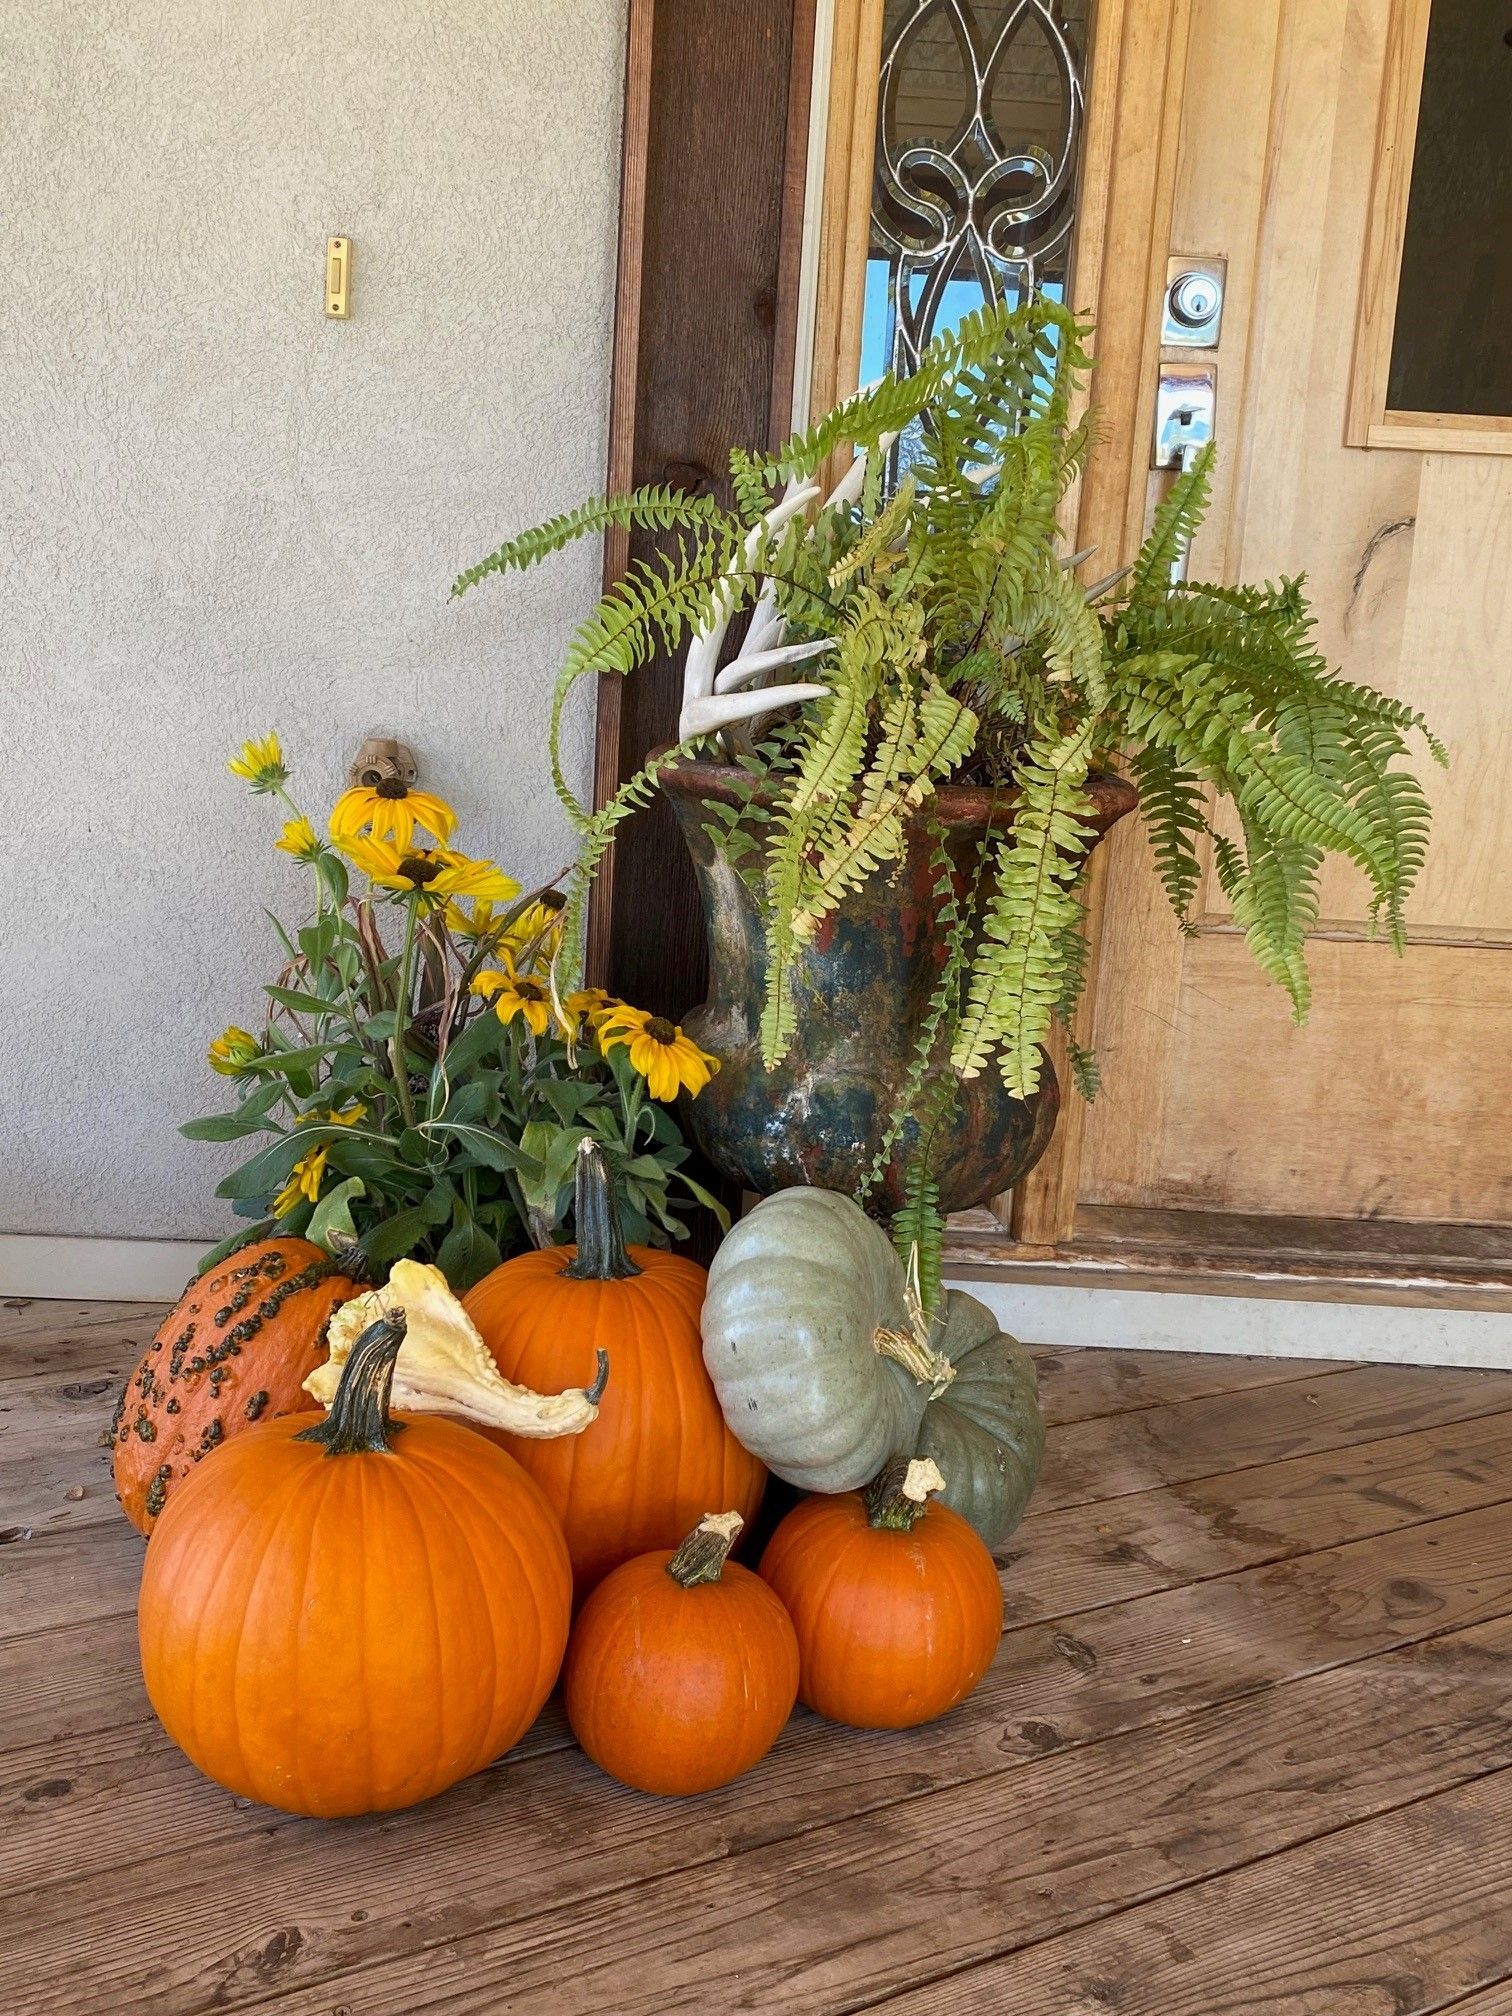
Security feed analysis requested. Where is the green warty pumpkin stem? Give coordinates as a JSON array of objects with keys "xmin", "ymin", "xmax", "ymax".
[
  {"xmin": 296, "ymin": 1312, "xmax": 408, "ymax": 1456},
  {"xmin": 561, "ymin": 1138, "xmax": 642, "ymax": 1282}
]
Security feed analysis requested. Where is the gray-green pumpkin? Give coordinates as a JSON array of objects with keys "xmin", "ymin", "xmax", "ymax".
[{"xmin": 701, "ymin": 1186, "xmax": 1044, "ymax": 1546}]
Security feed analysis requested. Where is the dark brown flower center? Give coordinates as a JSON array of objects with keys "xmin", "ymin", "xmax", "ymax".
[
  {"xmin": 539, "ymin": 890, "xmax": 567, "ymax": 915},
  {"xmin": 518, "ymin": 980, "xmax": 546, "ymax": 1001},
  {"xmin": 646, "ymin": 1016, "xmax": 677, "ymax": 1045},
  {"xmin": 375, "ymin": 777, "xmax": 410, "ymax": 800},
  {"xmin": 399, "ymin": 854, "xmax": 443, "ymax": 886}
]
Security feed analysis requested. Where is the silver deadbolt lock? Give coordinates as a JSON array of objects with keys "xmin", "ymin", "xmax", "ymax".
[{"xmin": 1162, "ymin": 256, "xmax": 1226, "ymax": 347}]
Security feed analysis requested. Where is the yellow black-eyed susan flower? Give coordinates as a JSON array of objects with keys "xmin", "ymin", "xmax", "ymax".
[
  {"xmin": 598, "ymin": 1005, "xmax": 719, "ymax": 1101},
  {"xmin": 329, "ymin": 778, "xmax": 457, "ymax": 851},
  {"xmin": 473, "ymin": 959, "xmax": 553, "ymax": 1038}
]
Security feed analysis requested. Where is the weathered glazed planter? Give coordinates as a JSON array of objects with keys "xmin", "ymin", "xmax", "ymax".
[{"xmin": 661, "ymin": 756, "xmax": 1137, "ymax": 1217}]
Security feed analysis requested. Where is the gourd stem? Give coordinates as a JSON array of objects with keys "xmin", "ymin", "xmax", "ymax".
[
  {"xmin": 866, "ymin": 1454, "xmax": 946, "ymax": 1531},
  {"xmin": 666, "ymin": 1511, "xmax": 744, "ymax": 1587},
  {"xmin": 873, "ymin": 1325, "xmax": 955, "ymax": 1394},
  {"xmin": 296, "ymin": 1312, "xmax": 408, "ymax": 1456},
  {"xmin": 561, "ymin": 1139, "xmax": 642, "ymax": 1282}
]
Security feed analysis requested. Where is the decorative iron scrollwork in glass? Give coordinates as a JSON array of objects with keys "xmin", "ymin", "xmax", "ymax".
[{"xmin": 862, "ymin": 0, "xmax": 1090, "ymax": 385}]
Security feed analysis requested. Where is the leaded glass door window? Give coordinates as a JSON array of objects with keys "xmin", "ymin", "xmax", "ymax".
[{"xmin": 859, "ymin": 0, "xmax": 1092, "ymax": 389}]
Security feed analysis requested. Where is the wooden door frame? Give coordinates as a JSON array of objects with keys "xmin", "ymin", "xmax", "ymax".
[{"xmin": 588, "ymin": 0, "xmax": 817, "ymax": 1017}]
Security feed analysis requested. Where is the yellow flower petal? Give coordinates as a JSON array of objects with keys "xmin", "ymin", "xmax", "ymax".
[
  {"xmin": 227, "ymin": 733, "xmax": 287, "ymax": 793},
  {"xmin": 329, "ymin": 782, "xmax": 457, "ymax": 850}
]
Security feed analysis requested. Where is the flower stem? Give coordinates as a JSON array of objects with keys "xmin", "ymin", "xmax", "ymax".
[{"xmin": 390, "ymin": 899, "xmax": 420, "ymax": 1130}]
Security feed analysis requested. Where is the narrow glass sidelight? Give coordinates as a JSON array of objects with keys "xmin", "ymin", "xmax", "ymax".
[{"xmin": 862, "ymin": 0, "xmax": 1091, "ymax": 392}]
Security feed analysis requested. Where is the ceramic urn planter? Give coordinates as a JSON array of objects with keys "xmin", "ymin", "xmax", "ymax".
[{"xmin": 660, "ymin": 755, "xmax": 1137, "ymax": 1217}]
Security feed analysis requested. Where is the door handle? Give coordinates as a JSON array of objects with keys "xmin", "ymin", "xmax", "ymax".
[{"xmin": 1153, "ymin": 364, "xmax": 1216, "ymax": 582}]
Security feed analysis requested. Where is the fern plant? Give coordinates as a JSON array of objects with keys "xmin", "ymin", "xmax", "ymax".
[{"xmin": 455, "ymin": 297, "xmax": 1441, "ymax": 1302}]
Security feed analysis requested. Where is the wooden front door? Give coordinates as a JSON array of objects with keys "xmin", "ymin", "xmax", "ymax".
[
  {"xmin": 1072, "ymin": 0, "xmax": 1512, "ymax": 1232},
  {"xmin": 803, "ymin": 0, "xmax": 1512, "ymax": 1262}
]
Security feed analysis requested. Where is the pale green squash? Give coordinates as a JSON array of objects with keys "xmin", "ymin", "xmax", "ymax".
[{"xmin": 701, "ymin": 1187, "xmax": 1043, "ymax": 1545}]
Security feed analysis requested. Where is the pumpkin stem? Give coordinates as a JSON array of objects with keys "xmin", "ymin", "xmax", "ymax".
[
  {"xmin": 324, "ymin": 1230, "xmax": 371, "ymax": 1285},
  {"xmin": 872, "ymin": 1323, "xmax": 955, "ymax": 1397},
  {"xmin": 296, "ymin": 1312, "xmax": 408, "ymax": 1456},
  {"xmin": 561, "ymin": 1138, "xmax": 642, "ymax": 1282},
  {"xmin": 865, "ymin": 1454, "xmax": 946, "ymax": 1532},
  {"xmin": 666, "ymin": 1511, "xmax": 745, "ymax": 1587}
]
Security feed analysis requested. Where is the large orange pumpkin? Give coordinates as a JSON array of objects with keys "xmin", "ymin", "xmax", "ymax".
[
  {"xmin": 565, "ymin": 1511, "xmax": 798, "ymax": 1796},
  {"xmin": 138, "ymin": 1311, "xmax": 572, "ymax": 1818},
  {"xmin": 462, "ymin": 1140, "xmax": 765, "ymax": 1594},
  {"xmin": 759, "ymin": 1455, "xmax": 1003, "ymax": 1729},
  {"xmin": 113, "ymin": 1236, "xmax": 361, "ymax": 1533}
]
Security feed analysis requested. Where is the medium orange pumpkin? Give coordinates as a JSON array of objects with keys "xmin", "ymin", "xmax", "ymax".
[
  {"xmin": 139, "ymin": 1310, "xmax": 573, "ymax": 1818},
  {"xmin": 462, "ymin": 1141, "xmax": 765, "ymax": 1594},
  {"xmin": 759, "ymin": 1455, "xmax": 1003, "ymax": 1729},
  {"xmin": 565, "ymin": 1511, "xmax": 798, "ymax": 1796},
  {"xmin": 113, "ymin": 1236, "xmax": 362, "ymax": 1533}
]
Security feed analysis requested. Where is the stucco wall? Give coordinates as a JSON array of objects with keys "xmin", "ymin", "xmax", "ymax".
[{"xmin": 2, "ymin": 0, "xmax": 625, "ymax": 1238}]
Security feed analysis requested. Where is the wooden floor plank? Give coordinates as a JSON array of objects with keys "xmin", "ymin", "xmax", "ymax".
[
  {"xmin": 866, "ymin": 1770, "xmax": 1512, "ymax": 2016},
  {"xmin": 0, "ymin": 1305, "xmax": 166, "ymax": 1382},
  {"xmin": 8, "ymin": 1503, "xmax": 1512, "ymax": 2010},
  {"xmin": 1003, "ymin": 1405, "xmax": 1512, "ymax": 1626},
  {"xmin": 0, "ymin": 1518, "xmax": 144, "ymax": 1645},
  {"xmin": 63, "ymin": 1625, "xmax": 1512, "ymax": 2016},
  {"xmin": 1031, "ymin": 1344, "xmax": 1356, "ymax": 1426},
  {"xmin": 1039, "ymin": 1361, "xmax": 1512, "ymax": 1511}
]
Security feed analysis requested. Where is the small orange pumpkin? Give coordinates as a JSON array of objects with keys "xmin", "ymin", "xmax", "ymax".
[
  {"xmin": 138, "ymin": 1310, "xmax": 573, "ymax": 1818},
  {"xmin": 113, "ymin": 1236, "xmax": 362, "ymax": 1533},
  {"xmin": 463, "ymin": 1140, "xmax": 765, "ymax": 1593},
  {"xmin": 759, "ymin": 1455, "xmax": 1003, "ymax": 1729},
  {"xmin": 565, "ymin": 1511, "xmax": 799, "ymax": 1796}
]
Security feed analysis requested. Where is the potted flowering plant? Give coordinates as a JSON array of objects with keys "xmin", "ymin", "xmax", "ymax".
[{"xmin": 188, "ymin": 735, "xmax": 723, "ymax": 1288}]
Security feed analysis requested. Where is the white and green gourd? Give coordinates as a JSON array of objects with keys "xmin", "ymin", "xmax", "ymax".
[{"xmin": 701, "ymin": 1186, "xmax": 1044, "ymax": 1547}]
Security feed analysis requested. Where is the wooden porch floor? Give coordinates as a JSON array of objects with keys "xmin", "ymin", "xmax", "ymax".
[{"xmin": 5, "ymin": 1302, "xmax": 1512, "ymax": 2014}]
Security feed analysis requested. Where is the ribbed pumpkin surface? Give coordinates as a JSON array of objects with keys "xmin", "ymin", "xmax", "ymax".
[
  {"xmin": 139, "ymin": 1411, "xmax": 571, "ymax": 1816},
  {"xmin": 112, "ymin": 1238, "xmax": 358, "ymax": 1533},
  {"xmin": 759, "ymin": 1489, "xmax": 1004, "ymax": 1729},
  {"xmin": 463, "ymin": 1246, "xmax": 765, "ymax": 1594}
]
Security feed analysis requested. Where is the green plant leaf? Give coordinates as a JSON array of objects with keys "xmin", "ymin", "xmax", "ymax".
[{"xmin": 306, "ymin": 1177, "xmax": 366, "ymax": 1254}]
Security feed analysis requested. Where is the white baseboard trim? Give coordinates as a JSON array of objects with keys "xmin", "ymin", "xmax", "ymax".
[
  {"xmin": 0, "ymin": 1233, "xmax": 207, "ymax": 1303},
  {"xmin": 950, "ymin": 1277, "xmax": 1512, "ymax": 1370},
  {"xmin": 4, "ymin": 1237, "xmax": 1508, "ymax": 1365}
]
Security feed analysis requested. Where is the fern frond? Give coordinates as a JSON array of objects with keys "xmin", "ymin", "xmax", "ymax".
[
  {"xmin": 1128, "ymin": 742, "xmax": 1208, "ymax": 925},
  {"xmin": 1132, "ymin": 443, "xmax": 1214, "ymax": 602},
  {"xmin": 952, "ymin": 720, "xmax": 1098, "ymax": 1095},
  {"xmin": 893, "ymin": 1160, "xmax": 945, "ymax": 1320},
  {"xmin": 546, "ymin": 536, "xmax": 744, "ymax": 823},
  {"xmin": 553, "ymin": 745, "xmax": 692, "ymax": 990},
  {"xmin": 452, "ymin": 486, "xmax": 731, "ymax": 597},
  {"xmin": 793, "ymin": 676, "xmax": 979, "ymax": 937}
]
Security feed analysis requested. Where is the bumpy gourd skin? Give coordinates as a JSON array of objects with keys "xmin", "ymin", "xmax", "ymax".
[
  {"xmin": 701, "ymin": 1187, "xmax": 927, "ymax": 1493},
  {"xmin": 112, "ymin": 1238, "xmax": 358, "ymax": 1533},
  {"xmin": 139, "ymin": 1410, "xmax": 571, "ymax": 1817}
]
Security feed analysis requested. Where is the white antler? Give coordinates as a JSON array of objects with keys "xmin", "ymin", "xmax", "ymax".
[{"xmin": 676, "ymin": 436, "xmax": 896, "ymax": 744}]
